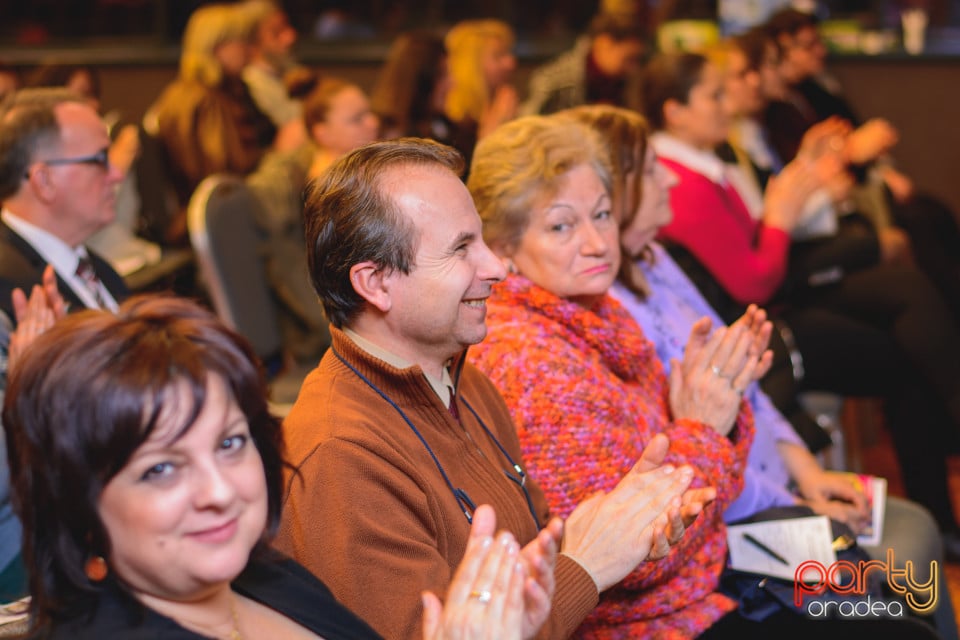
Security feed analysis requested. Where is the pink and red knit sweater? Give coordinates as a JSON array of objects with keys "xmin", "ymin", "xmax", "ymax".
[{"xmin": 471, "ymin": 275, "xmax": 755, "ymax": 639}]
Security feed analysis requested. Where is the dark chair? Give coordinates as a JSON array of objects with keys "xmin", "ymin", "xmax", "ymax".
[{"xmin": 186, "ymin": 174, "xmax": 307, "ymax": 407}]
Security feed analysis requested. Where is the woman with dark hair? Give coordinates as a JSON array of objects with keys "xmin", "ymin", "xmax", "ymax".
[
  {"xmin": 369, "ymin": 31, "xmax": 451, "ymax": 141},
  {"xmin": 3, "ymin": 295, "xmax": 557, "ymax": 639}
]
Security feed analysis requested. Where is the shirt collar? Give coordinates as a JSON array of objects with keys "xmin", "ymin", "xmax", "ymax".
[
  {"xmin": 650, "ymin": 132, "xmax": 728, "ymax": 185},
  {"xmin": 342, "ymin": 327, "xmax": 454, "ymax": 404}
]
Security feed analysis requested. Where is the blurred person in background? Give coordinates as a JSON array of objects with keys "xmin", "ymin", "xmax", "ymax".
[
  {"xmin": 244, "ymin": 72, "xmax": 380, "ymax": 367},
  {"xmin": 149, "ymin": 3, "xmax": 278, "ymax": 217},
  {"xmin": 241, "ymin": 0, "xmax": 303, "ymax": 131},
  {"xmin": 369, "ymin": 30, "xmax": 454, "ymax": 143},
  {"xmin": 443, "ymin": 19, "xmax": 518, "ymax": 167},
  {"xmin": 521, "ymin": 12, "xmax": 646, "ymax": 116}
]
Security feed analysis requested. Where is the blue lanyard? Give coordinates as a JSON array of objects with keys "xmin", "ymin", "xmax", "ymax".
[{"xmin": 332, "ymin": 347, "xmax": 541, "ymax": 529}]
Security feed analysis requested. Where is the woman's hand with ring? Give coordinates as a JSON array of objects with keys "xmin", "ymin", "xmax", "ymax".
[{"xmin": 670, "ymin": 318, "xmax": 747, "ymax": 436}]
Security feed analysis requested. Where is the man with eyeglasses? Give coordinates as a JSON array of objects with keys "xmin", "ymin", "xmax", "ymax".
[
  {"xmin": 275, "ymin": 137, "xmax": 714, "ymax": 640},
  {"xmin": 0, "ymin": 87, "xmax": 128, "ymax": 323},
  {"xmin": 0, "ymin": 88, "xmax": 129, "ymax": 607}
]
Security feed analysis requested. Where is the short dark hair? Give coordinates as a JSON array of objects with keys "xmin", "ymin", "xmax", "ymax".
[
  {"xmin": 765, "ymin": 8, "xmax": 819, "ymax": 41},
  {"xmin": 735, "ymin": 26, "xmax": 777, "ymax": 72},
  {"xmin": 641, "ymin": 52, "xmax": 709, "ymax": 130},
  {"xmin": 0, "ymin": 87, "xmax": 86, "ymax": 200},
  {"xmin": 3, "ymin": 295, "xmax": 283, "ymax": 630},
  {"xmin": 303, "ymin": 137, "xmax": 464, "ymax": 328},
  {"xmin": 588, "ymin": 12, "xmax": 645, "ymax": 42}
]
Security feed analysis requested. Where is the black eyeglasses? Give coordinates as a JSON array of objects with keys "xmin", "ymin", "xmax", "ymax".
[{"xmin": 24, "ymin": 148, "xmax": 110, "ymax": 179}]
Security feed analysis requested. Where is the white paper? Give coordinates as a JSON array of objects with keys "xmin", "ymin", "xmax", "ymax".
[
  {"xmin": 727, "ymin": 515, "xmax": 837, "ymax": 581},
  {"xmin": 840, "ymin": 474, "xmax": 887, "ymax": 546}
]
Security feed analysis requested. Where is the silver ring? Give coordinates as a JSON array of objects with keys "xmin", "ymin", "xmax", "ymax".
[
  {"xmin": 711, "ymin": 365, "xmax": 722, "ymax": 377},
  {"xmin": 469, "ymin": 590, "xmax": 492, "ymax": 604}
]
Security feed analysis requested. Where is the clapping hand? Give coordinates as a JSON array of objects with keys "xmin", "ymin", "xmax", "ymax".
[
  {"xmin": 421, "ymin": 504, "xmax": 557, "ymax": 640},
  {"xmin": 844, "ymin": 118, "xmax": 899, "ymax": 165},
  {"xmin": 561, "ymin": 434, "xmax": 714, "ymax": 590},
  {"xmin": 669, "ymin": 306, "xmax": 770, "ymax": 435},
  {"xmin": 9, "ymin": 265, "xmax": 66, "ymax": 371},
  {"xmin": 640, "ymin": 434, "xmax": 717, "ymax": 560}
]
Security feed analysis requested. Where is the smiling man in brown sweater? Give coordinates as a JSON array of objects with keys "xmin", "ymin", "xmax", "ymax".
[{"xmin": 274, "ymin": 138, "xmax": 710, "ymax": 639}]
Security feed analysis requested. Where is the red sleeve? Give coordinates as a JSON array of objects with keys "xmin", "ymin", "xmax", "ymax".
[{"xmin": 658, "ymin": 165, "xmax": 791, "ymax": 305}]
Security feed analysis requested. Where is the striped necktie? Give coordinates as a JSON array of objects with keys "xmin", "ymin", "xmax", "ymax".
[{"xmin": 75, "ymin": 255, "xmax": 106, "ymax": 308}]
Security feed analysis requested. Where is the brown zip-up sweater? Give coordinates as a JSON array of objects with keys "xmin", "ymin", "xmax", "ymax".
[{"xmin": 275, "ymin": 328, "xmax": 598, "ymax": 639}]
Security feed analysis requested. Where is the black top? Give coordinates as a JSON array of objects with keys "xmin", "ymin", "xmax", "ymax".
[
  {"xmin": 794, "ymin": 77, "xmax": 860, "ymax": 127},
  {"xmin": 40, "ymin": 552, "xmax": 383, "ymax": 639}
]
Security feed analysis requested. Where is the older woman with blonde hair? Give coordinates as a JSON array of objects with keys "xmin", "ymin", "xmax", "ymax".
[
  {"xmin": 467, "ymin": 114, "xmax": 761, "ymax": 638},
  {"xmin": 150, "ymin": 2, "xmax": 277, "ymax": 209}
]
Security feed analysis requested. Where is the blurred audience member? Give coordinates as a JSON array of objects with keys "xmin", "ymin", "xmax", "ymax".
[
  {"xmin": 26, "ymin": 61, "xmax": 158, "ymax": 276},
  {"xmin": 0, "ymin": 88, "xmax": 128, "ymax": 322},
  {"xmin": 0, "ymin": 64, "xmax": 20, "ymax": 102},
  {"xmin": 245, "ymin": 73, "xmax": 377, "ymax": 366},
  {"xmin": 521, "ymin": 12, "xmax": 645, "ymax": 115},
  {"xmin": 149, "ymin": 2, "xmax": 276, "ymax": 212},
  {"xmin": 443, "ymin": 19, "xmax": 518, "ymax": 163},
  {"xmin": 301, "ymin": 75, "xmax": 379, "ymax": 180},
  {"xmin": 241, "ymin": 0, "xmax": 302, "ymax": 130},
  {"xmin": 27, "ymin": 63, "xmax": 102, "ymax": 113},
  {"xmin": 370, "ymin": 30, "xmax": 453, "ymax": 142}
]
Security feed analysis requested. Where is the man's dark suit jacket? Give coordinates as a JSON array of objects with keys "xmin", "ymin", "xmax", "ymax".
[{"xmin": 0, "ymin": 220, "xmax": 129, "ymax": 322}]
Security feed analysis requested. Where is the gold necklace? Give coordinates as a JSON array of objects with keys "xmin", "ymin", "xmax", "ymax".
[{"xmin": 228, "ymin": 594, "xmax": 243, "ymax": 640}]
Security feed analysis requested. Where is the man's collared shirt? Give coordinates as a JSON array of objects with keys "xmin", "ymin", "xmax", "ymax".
[
  {"xmin": 342, "ymin": 327, "xmax": 454, "ymax": 406},
  {"xmin": 2, "ymin": 210, "xmax": 118, "ymax": 312}
]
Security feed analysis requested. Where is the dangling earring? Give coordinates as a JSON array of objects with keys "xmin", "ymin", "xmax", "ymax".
[{"xmin": 84, "ymin": 555, "xmax": 108, "ymax": 582}]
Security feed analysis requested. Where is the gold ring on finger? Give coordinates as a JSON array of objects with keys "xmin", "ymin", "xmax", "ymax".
[{"xmin": 469, "ymin": 590, "xmax": 492, "ymax": 604}]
